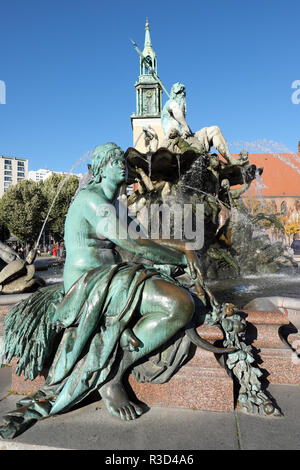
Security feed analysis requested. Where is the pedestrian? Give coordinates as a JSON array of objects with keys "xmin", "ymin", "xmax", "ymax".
[
  {"xmin": 59, "ymin": 242, "xmax": 64, "ymax": 258},
  {"xmin": 52, "ymin": 244, "xmax": 59, "ymax": 257},
  {"xmin": 18, "ymin": 245, "xmax": 24, "ymax": 259},
  {"xmin": 291, "ymin": 234, "xmax": 300, "ymax": 255}
]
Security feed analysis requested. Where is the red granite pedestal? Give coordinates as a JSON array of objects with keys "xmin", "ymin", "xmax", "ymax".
[
  {"xmin": 129, "ymin": 325, "xmax": 234, "ymax": 412},
  {"xmin": 243, "ymin": 309, "xmax": 300, "ymax": 385},
  {"xmin": 129, "ymin": 308, "xmax": 300, "ymax": 410},
  {"xmin": 2, "ymin": 304, "xmax": 300, "ymax": 411}
]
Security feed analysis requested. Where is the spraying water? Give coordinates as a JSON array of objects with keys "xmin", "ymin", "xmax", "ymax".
[
  {"xmin": 254, "ymin": 170, "xmax": 269, "ymax": 209},
  {"xmin": 35, "ymin": 151, "xmax": 92, "ymax": 248},
  {"xmin": 229, "ymin": 139, "xmax": 300, "ymax": 214},
  {"xmin": 134, "ymin": 131, "xmax": 144, "ymax": 148},
  {"xmin": 176, "ymin": 154, "xmax": 181, "ymax": 179},
  {"xmin": 183, "ymin": 184, "xmax": 231, "ymax": 210},
  {"xmin": 230, "ymin": 139, "xmax": 300, "ymax": 174},
  {"xmin": 147, "ymin": 154, "xmax": 152, "ymax": 179},
  {"xmin": 273, "ymin": 153, "xmax": 300, "ymax": 175}
]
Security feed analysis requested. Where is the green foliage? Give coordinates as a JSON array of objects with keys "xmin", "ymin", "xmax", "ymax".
[
  {"xmin": 0, "ymin": 180, "xmax": 47, "ymax": 247},
  {"xmin": 0, "ymin": 175, "xmax": 79, "ymax": 246},
  {"xmin": 42, "ymin": 174, "xmax": 79, "ymax": 242}
]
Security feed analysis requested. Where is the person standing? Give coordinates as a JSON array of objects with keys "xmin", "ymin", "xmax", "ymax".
[{"xmin": 291, "ymin": 235, "xmax": 300, "ymax": 255}]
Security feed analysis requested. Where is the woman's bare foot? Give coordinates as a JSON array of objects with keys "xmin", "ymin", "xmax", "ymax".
[{"xmin": 99, "ymin": 381, "xmax": 143, "ymax": 420}]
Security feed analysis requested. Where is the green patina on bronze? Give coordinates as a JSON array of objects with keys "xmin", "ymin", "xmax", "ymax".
[
  {"xmin": 0, "ymin": 243, "xmax": 45, "ymax": 294},
  {"xmin": 0, "ymin": 142, "xmax": 282, "ymax": 440},
  {"xmin": 0, "ymin": 143, "xmax": 208, "ymax": 437}
]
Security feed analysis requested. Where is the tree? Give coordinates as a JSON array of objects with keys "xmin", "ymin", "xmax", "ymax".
[
  {"xmin": 0, "ymin": 180, "xmax": 47, "ymax": 249},
  {"xmin": 0, "ymin": 219, "xmax": 10, "ymax": 242},
  {"xmin": 285, "ymin": 221, "xmax": 300, "ymax": 245},
  {"xmin": 42, "ymin": 174, "xmax": 79, "ymax": 242}
]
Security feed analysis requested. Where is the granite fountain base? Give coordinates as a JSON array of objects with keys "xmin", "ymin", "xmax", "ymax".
[{"xmin": 1, "ymin": 297, "xmax": 299, "ymax": 411}]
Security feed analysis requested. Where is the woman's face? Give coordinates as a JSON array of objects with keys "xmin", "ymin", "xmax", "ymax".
[{"xmin": 102, "ymin": 153, "xmax": 127, "ymax": 185}]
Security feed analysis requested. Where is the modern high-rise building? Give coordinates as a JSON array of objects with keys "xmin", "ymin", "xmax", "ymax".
[{"xmin": 0, "ymin": 156, "xmax": 28, "ymax": 197}]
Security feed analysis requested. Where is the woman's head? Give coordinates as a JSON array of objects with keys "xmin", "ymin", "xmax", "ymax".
[
  {"xmin": 91, "ymin": 143, "xmax": 124, "ymax": 176},
  {"xmin": 90, "ymin": 143, "xmax": 126, "ymax": 186}
]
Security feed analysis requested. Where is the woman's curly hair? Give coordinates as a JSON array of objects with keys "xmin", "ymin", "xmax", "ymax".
[{"xmin": 91, "ymin": 142, "xmax": 124, "ymax": 179}]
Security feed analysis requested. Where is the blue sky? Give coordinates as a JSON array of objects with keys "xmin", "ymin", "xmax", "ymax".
[{"xmin": 0, "ymin": 0, "xmax": 299, "ymax": 174}]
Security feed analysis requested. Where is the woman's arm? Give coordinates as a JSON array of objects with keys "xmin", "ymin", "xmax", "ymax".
[
  {"xmin": 86, "ymin": 194, "xmax": 186, "ymax": 267},
  {"xmin": 87, "ymin": 191, "xmax": 212, "ymax": 302},
  {"xmin": 154, "ymin": 239, "xmax": 203, "ymax": 280}
]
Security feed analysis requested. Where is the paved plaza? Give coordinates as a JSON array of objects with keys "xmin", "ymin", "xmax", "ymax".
[{"xmin": 0, "ymin": 364, "xmax": 299, "ymax": 451}]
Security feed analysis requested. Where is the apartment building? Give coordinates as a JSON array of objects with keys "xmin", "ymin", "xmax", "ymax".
[
  {"xmin": 0, "ymin": 156, "xmax": 28, "ymax": 197},
  {"xmin": 28, "ymin": 169, "xmax": 57, "ymax": 182},
  {"xmin": 28, "ymin": 169, "xmax": 82, "ymax": 182}
]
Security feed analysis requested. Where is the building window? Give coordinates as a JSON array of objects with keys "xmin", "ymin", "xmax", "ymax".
[
  {"xmin": 4, "ymin": 170, "xmax": 12, "ymax": 175},
  {"xmin": 17, "ymin": 172, "xmax": 25, "ymax": 177},
  {"xmin": 4, "ymin": 159, "xmax": 12, "ymax": 165},
  {"xmin": 4, "ymin": 176, "xmax": 12, "ymax": 181},
  {"xmin": 4, "ymin": 181, "xmax": 11, "ymax": 191},
  {"xmin": 4, "ymin": 164, "xmax": 12, "ymax": 170}
]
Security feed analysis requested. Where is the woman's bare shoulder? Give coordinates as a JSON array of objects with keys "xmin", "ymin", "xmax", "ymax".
[{"xmin": 73, "ymin": 185, "xmax": 108, "ymax": 207}]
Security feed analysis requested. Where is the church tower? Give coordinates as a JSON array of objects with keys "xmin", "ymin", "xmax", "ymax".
[{"xmin": 131, "ymin": 20, "xmax": 165, "ymax": 152}]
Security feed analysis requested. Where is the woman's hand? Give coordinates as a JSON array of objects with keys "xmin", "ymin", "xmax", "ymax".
[
  {"xmin": 184, "ymin": 249, "xmax": 203, "ymax": 282},
  {"xmin": 184, "ymin": 247, "xmax": 219, "ymax": 307}
]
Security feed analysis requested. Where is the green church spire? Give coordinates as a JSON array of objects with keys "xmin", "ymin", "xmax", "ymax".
[
  {"xmin": 140, "ymin": 19, "xmax": 157, "ymax": 75},
  {"xmin": 132, "ymin": 19, "xmax": 162, "ymax": 117}
]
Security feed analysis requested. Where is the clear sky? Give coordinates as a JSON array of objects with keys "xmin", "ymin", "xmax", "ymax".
[{"xmin": 0, "ymin": 0, "xmax": 299, "ymax": 174}]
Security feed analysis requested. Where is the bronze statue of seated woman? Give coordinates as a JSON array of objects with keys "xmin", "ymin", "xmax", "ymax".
[{"xmin": 0, "ymin": 143, "xmax": 280, "ymax": 439}]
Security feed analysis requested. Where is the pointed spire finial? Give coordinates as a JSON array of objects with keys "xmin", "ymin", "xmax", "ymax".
[{"xmin": 144, "ymin": 18, "xmax": 152, "ymax": 48}]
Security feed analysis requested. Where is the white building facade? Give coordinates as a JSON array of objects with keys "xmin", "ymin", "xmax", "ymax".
[
  {"xmin": 28, "ymin": 169, "xmax": 59, "ymax": 182},
  {"xmin": 28, "ymin": 169, "xmax": 82, "ymax": 182},
  {"xmin": 0, "ymin": 156, "xmax": 28, "ymax": 197}
]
